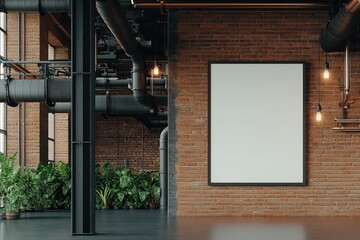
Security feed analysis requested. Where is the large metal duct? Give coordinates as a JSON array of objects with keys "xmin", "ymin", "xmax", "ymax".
[
  {"xmin": 0, "ymin": 78, "xmax": 71, "ymax": 103},
  {"xmin": 0, "ymin": 78, "xmax": 167, "ymax": 105},
  {"xmin": 96, "ymin": 0, "xmax": 146, "ymax": 102},
  {"xmin": 320, "ymin": 0, "xmax": 360, "ymax": 52},
  {"xmin": 0, "ymin": 0, "xmax": 70, "ymax": 13},
  {"xmin": 159, "ymin": 127, "xmax": 168, "ymax": 210}
]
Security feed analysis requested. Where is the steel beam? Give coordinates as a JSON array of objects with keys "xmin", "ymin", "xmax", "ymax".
[{"xmin": 71, "ymin": 0, "xmax": 96, "ymax": 235}]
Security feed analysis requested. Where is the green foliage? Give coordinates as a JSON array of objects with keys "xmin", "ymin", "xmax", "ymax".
[
  {"xmin": 0, "ymin": 152, "xmax": 28, "ymax": 212},
  {"xmin": 96, "ymin": 164, "xmax": 161, "ymax": 210},
  {"xmin": 96, "ymin": 186, "xmax": 113, "ymax": 208},
  {"xmin": 0, "ymin": 154, "xmax": 160, "ymax": 211}
]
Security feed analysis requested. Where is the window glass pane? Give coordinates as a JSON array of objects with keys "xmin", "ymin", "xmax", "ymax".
[
  {"xmin": 48, "ymin": 45, "xmax": 55, "ymax": 60},
  {"xmin": 0, "ymin": 103, "xmax": 5, "ymax": 130},
  {"xmin": 0, "ymin": 13, "xmax": 5, "ymax": 154},
  {"xmin": 48, "ymin": 113, "xmax": 55, "ymax": 139},
  {"xmin": 0, "ymin": 133, "xmax": 5, "ymax": 153},
  {"xmin": 48, "ymin": 140, "xmax": 55, "ymax": 161}
]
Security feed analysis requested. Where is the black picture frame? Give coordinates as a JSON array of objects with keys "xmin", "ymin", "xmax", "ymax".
[{"xmin": 208, "ymin": 61, "xmax": 307, "ymax": 186}]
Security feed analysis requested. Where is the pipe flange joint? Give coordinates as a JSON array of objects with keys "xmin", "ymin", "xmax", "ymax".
[
  {"xmin": 106, "ymin": 78, "xmax": 110, "ymax": 118},
  {"xmin": 0, "ymin": 0, "xmax": 7, "ymax": 13},
  {"xmin": 132, "ymin": 69, "xmax": 145, "ymax": 73},
  {"xmin": 44, "ymin": 77, "xmax": 55, "ymax": 107},
  {"xmin": 5, "ymin": 75, "xmax": 18, "ymax": 107}
]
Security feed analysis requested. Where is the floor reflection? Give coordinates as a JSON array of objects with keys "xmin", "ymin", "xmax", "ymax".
[
  {"xmin": 1, "ymin": 211, "xmax": 360, "ymax": 240},
  {"xmin": 210, "ymin": 224, "xmax": 305, "ymax": 240}
]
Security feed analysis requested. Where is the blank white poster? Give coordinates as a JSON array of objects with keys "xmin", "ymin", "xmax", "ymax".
[{"xmin": 209, "ymin": 62, "xmax": 305, "ymax": 185}]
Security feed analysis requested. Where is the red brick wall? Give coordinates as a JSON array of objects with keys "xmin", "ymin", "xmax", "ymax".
[
  {"xmin": 170, "ymin": 10, "xmax": 360, "ymax": 216},
  {"xmin": 53, "ymin": 47, "xmax": 70, "ymax": 164},
  {"xmin": 96, "ymin": 116, "xmax": 163, "ymax": 171},
  {"xmin": 6, "ymin": 13, "xmax": 46, "ymax": 168}
]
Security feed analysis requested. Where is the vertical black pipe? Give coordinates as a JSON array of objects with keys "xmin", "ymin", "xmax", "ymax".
[
  {"xmin": 159, "ymin": 127, "xmax": 168, "ymax": 210},
  {"xmin": 96, "ymin": 0, "xmax": 146, "ymax": 102},
  {"xmin": 71, "ymin": 0, "xmax": 96, "ymax": 235}
]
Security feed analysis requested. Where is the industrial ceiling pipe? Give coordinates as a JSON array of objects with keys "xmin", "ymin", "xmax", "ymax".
[
  {"xmin": 0, "ymin": 78, "xmax": 167, "ymax": 105},
  {"xmin": 0, "ymin": 0, "xmax": 70, "ymax": 13},
  {"xmin": 320, "ymin": 0, "xmax": 360, "ymax": 52},
  {"xmin": 96, "ymin": 0, "xmax": 147, "ymax": 103},
  {"xmin": 0, "ymin": 78, "xmax": 71, "ymax": 103},
  {"xmin": 159, "ymin": 126, "xmax": 168, "ymax": 210},
  {"xmin": 96, "ymin": 77, "xmax": 166, "ymax": 87},
  {"xmin": 48, "ymin": 95, "xmax": 153, "ymax": 115}
]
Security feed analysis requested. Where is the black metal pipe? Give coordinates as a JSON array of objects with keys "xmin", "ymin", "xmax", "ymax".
[
  {"xmin": 0, "ymin": 77, "xmax": 166, "ymax": 106},
  {"xmin": 320, "ymin": 0, "xmax": 360, "ymax": 52},
  {"xmin": 48, "ymin": 96, "xmax": 153, "ymax": 115},
  {"xmin": 95, "ymin": 78, "xmax": 166, "ymax": 87},
  {"xmin": 159, "ymin": 127, "xmax": 168, "ymax": 210},
  {"xmin": 0, "ymin": 0, "xmax": 70, "ymax": 13},
  {"xmin": 96, "ymin": 0, "xmax": 146, "ymax": 102}
]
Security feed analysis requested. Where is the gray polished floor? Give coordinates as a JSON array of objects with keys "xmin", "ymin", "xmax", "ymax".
[{"xmin": 1, "ymin": 210, "xmax": 360, "ymax": 240}]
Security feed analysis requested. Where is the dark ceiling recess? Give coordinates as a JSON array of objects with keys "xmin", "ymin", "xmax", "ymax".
[{"xmin": 96, "ymin": 0, "xmax": 167, "ymax": 78}]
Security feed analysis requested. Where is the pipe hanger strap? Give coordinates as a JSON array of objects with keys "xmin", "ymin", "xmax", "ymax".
[
  {"xmin": 44, "ymin": 77, "xmax": 55, "ymax": 107},
  {"xmin": 5, "ymin": 76, "xmax": 18, "ymax": 107}
]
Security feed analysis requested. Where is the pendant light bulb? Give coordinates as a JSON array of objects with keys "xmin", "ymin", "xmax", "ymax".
[
  {"xmin": 153, "ymin": 65, "xmax": 160, "ymax": 76},
  {"xmin": 316, "ymin": 111, "xmax": 322, "ymax": 122},
  {"xmin": 323, "ymin": 62, "xmax": 329, "ymax": 79},
  {"xmin": 316, "ymin": 104, "xmax": 322, "ymax": 122}
]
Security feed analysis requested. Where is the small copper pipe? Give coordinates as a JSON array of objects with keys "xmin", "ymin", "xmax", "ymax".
[
  {"xmin": 134, "ymin": 2, "xmax": 328, "ymax": 9},
  {"xmin": 346, "ymin": 0, "xmax": 360, "ymax": 13},
  {"xmin": 335, "ymin": 118, "xmax": 360, "ymax": 124},
  {"xmin": 333, "ymin": 127, "xmax": 360, "ymax": 132}
]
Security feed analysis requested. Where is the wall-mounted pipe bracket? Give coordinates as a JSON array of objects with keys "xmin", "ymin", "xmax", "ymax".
[
  {"xmin": 5, "ymin": 75, "xmax": 18, "ymax": 107},
  {"xmin": 40, "ymin": 64, "xmax": 56, "ymax": 107},
  {"xmin": 44, "ymin": 76, "xmax": 55, "ymax": 107}
]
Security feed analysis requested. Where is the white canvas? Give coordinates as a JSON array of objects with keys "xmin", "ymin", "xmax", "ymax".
[{"xmin": 210, "ymin": 62, "xmax": 305, "ymax": 184}]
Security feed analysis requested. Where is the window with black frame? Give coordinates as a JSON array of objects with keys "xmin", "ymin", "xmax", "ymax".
[{"xmin": 0, "ymin": 13, "xmax": 7, "ymax": 154}]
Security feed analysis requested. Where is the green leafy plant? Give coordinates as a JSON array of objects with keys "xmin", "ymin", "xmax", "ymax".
[
  {"xmin": 20, "ymin": 161, "xmax": 71, "ymax": 210},
  {"xmin": 150, "ymin": 172, "xmax": 161, "ymax": 208},
  {"xmin": 0, "ymin": 152, "xmax": 28, "ymax": 213},
  {"xmin": 1, "ymin": 156, "xmax": 160, "ymax": 211},
  {"xmin": 21, "ymin": 168, "xmax": 44, "ymax": 210},
  {"xmin": 52, "ymin": 162, "xmax": 71, "ymax": 209},
  {"xmin": 96, "ymin": 186, "xmax": 113, "ymax": 209}
]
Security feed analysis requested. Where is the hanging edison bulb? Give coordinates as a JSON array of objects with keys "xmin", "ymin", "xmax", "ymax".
[
  {"xmin": 323, "ymin": 62, "xmax": 329, "ymax": 79},
  {"xmin": 153, "ymin": 65, "xmax": 160, "ymax": 76},
  {"xmin": 316, "ymin": 104, "xmax": 322, "ymax": 122}
]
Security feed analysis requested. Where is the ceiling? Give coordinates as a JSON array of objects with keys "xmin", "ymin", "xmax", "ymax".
[{"xmin": 50, "ymin": 1, "xmax": 348, "ymax": 78}]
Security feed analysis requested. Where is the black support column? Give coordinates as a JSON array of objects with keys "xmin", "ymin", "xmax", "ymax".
[{"xmin": 71, "ymin": 0, "xmax": 96, "ymax": 235}]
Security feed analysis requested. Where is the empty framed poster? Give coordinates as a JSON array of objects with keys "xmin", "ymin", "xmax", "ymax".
[{"xmin": 209, "ymin": 62, "xmax": 306, "ymax": 186}]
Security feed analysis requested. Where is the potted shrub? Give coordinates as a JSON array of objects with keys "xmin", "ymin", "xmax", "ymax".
[{"xmin": 0, "ymin": 152, "xmax": 26, "ymax": 220}]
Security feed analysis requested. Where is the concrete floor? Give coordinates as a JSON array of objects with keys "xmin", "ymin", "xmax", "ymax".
[{"xmin": 0, "ymin": 210, "xmax": 360, "ymax": 240}]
